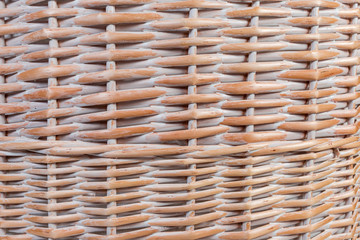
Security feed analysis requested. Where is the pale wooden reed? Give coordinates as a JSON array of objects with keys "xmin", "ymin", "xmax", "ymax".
[{"xmin": 0, "ymin": 0, "xmax": 359, "ymax": 239}]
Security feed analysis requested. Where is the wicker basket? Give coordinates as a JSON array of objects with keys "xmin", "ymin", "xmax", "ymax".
[{"xmin": 0, "ymin": 0, "xmax": 359, "ymax": 239}]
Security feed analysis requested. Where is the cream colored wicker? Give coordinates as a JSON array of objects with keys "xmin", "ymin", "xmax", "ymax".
[{"xmin": 0, "ymin": 0, "xmax": 359, "ymax": 239}]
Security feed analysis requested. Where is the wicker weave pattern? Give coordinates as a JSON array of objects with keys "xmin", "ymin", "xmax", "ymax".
[{"xmin": 0, "ymin": 0, "xmax": 360, "ymax": 239}]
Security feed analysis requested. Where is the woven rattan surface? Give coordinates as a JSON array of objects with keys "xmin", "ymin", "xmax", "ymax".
[{"xmin": 0, "ymin": 0, "xmax": 360, "ymax": 239}]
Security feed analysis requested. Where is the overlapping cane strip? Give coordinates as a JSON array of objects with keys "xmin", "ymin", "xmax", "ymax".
[{"xmin": 0, "ymin": 0, "xmax": 360, "ymax": 239}]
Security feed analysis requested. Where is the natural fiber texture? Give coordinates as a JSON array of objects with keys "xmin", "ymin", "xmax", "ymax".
[{"xmin": 0, "ymin": 0, "xmax": 360, "ymax": 239}]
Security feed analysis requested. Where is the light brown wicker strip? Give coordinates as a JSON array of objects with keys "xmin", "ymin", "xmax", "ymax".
[{"xmin": 0, "ymin": 0, "xmax": 359, "ymax": 239}]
